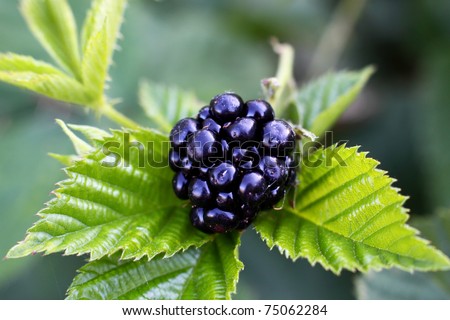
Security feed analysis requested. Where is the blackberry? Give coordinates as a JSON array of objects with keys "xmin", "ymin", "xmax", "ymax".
[
  {"xmin": 222, "ymin": 118, "xmax": 258, "ymax": 142},
  {"xmin": 238, "ymin": 172, "xmax": 267, "ymax": 205},
  {"xmin": 170, "ymin": 118, "xmax": 199, "ymax": 149},
  {"xmin": 210, "ymin": 92, "xmax": 244, "ymax": 123},
  {"xmin": 209, "ymin": 162, "xmax": 238, "ymax": 191},
  {"xmin": 245, "ymin": 99, "xmax": 275, "ymax": 123},
  {"xmin": 216, "ymin": 192, "xmax": 235, "ymax": 211},
  {"xmin": 172, "ymin": 171, "xmax": 190, "ymax": 200},
  {"xmin": 204, "ymin": 207, "xmax": 239, "ymax": 233},
  {"xmin": 169, "ymin": 92, "xmax": 297, "ymax": 234},
  {"xmin": 262, "ymin": 120, "xmax": 296, "ymax": 156},
  {"xmin": 190, "ymin": 207, "xmax": 214, "ymax": 234},
  {"xmin": 186, "ymin": 129, "xmax": 222, "ymax": 165},
  {"xmin": 188, "ymin": 177, "xmax": 213, "ymax": 206}
]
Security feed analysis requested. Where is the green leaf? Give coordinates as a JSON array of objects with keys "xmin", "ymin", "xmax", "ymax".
[
  {"xmin": 21, "ymin": 0, "xmax": 82, "ymax": 80},
  {"xmin": 67, "ymin": 124, "xmax": 112, "ymax": 145},
  {"xmin": 139, "ymin": 80, "xmax": 201, "ymax": 133},
  {"xmin": 81, "ymin": 20, "xmax": 108, "ymax": 102},
  {"xmin": 0, "ymin": 53, "xmax": 62, "ymax": 74},
  {"xmin": 82, "ymin": 0, "xmax": 127, "ymax": 68},
  {"xmin": 7, "ymin": 127, "xmax": 212, "ymax": 261},
  {"xmin": 0, "ymin": 115, "xmax": 71, "ymax": 287},
  {"xmin": 49, "ymin": 123, "xmax": 113, "ymax": 166},
  {"xmin": 355, "ymin": 210, "xmax": 450, "ymax": 299},
  {"xmin": 48, "ymin": 153, "xmax": 79, "ymax": 167},
  {"xmin": 0, "ymin": 53, "xmax": 93, "ymax": 105},
  {"xmin": 296, "ymin": 66, "xmax": 374, "ymax": 136},
  {"xmin": 56, "ymin": 119, "xmax": 93, "ymax": 156},
  {"xmin": 67, "ymin": 233, "xmax": 243, "ymax": 300},
  {"xmin": 255, "ymin": 145, "xmax": 450, "ymax": 274}
]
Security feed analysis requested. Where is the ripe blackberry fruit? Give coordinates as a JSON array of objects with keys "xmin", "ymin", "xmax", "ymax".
[{"xmin": 169, "ymin": 92, "xmax": 297, "ymax": 234}]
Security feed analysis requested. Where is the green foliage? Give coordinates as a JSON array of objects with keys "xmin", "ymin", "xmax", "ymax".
[
  {"xmin": 295, "ymin": 66, "xmax": 374, "ymax": 136},
  {"xmin": 139, "ymin": 80, "xmax": 201, "ymax": 133},
  {"xmin": 7, "ymin": 126, "xmax": 212, "ymax": 261},
  {"xmin": 0, "ymin": 53, "xmax": 92, "ymax": 104},
  {"xmin": 67, "ymin": 233, "xmax": 242, "ymax": 299},
  {"xmin": 0, "ymin": 0, "xmax": 129, "ymax": 112},
  {"xmin": 255, "ymin": 145, "xmax": 450, "ymax": 274},
  {"xmin": 356, "ymin": 210, "xmax": 450, "ymax": 299},
  {"xmin": 0, "ymin": 116, "xmax": 71, "ymax": 286},
  {"xmin": 21, "ymin": 0, "xmax": 82, "ymax": 80},
  {"xmin": 3, "ymin": 0, "xmax": 450, "ymax": 301},
  {"xmin": 82, "ymin": 0, "xmax": 127, "ymax": 67},
  {"xmin": 55, "ymin": 119, "xmax": 93, "ymax": 156},
  {"xmin": 81, "ymin": 0, "xmax": 128, "ymax": 101},
  {"xmin": 81, "ymin": 21, "xmax": 108, "ymax": 100}
]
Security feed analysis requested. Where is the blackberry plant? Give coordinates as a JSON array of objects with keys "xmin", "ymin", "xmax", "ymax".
[{"xmin": 1, "ymin": 0, "xmax": 449, "ymax": 300}]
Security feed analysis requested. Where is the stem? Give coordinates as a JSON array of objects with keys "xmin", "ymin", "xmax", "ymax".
[
  {"xmin": 308, "ymin": 0, "xmax": 367, "ymax": 77},
  {"xmin": 274, "ymin": 41, "xmax": 295, "ymax": 94},
  {"xmin": 100, "ymin": 101, "xmax": 141, "ymax": 130},
  {"xmin": 267, "ymin": 39, "xmax": 295, "ymax": 115}
]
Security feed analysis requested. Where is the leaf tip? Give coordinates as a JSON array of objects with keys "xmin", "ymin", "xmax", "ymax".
[{"xmin": 56, "ymin": 118, "xmax": 93, "ymax": 155}]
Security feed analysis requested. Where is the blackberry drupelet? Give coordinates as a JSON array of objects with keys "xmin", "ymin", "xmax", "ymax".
[{"xmin": 169, "ymin": 92, "xmax": 297, "ymax": 234}]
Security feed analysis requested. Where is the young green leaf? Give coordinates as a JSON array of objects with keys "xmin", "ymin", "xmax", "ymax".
[
  {"xmin": 7, "ymin": 127, "xmax": 212, "ymax": 261},
  {"xmin": 56, "ymin": 119, "xmax": 93, "ymax": 156},
  {"xmin": 255, "ymin": 145, "xmax": 450, "ymax": 274},
  {"xmin": 296, "ymin": 66, "xmax": 374, "ymax": 137},
  {"xmin": 21, "ymin": 0, "xmax": 82, "ymax": 80},
  {"xmin": 355, "ymin": 210, "xmax": 450, "ymax": 299},
  {"xmin": 81, "ymin": 20, "xmax": 108, "ymax": 102},
  {"xmin": 82, "ymin": 0, "xmax": 127, "ymax": 67},
  {"xmin": 49, "ymin": 123, "xmax": 111, "ymax": 166},
  {"xmin": 67, "ymin": 233, "xmax": 243, "ymax": 300},
  {"xmin": 139, "ymin": 80, "xmax": 201, "ymax": 133},
  {"xmin": 67, "ymin": 124, "xmax": 112, "ymax": 145},
  {"xmin": 0, "ymin": 53, "xmax": 93, "ymax": 105},
  {"xmin": 48, "ymin": 153, "xmax": 79, "ymax": 167},
  {"xmin": 0, "ymin": 53, "xmax": 62, "ymax": 74}
]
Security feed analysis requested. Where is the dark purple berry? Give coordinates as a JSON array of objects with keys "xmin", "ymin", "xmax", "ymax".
[
  {"xmin": 261, "ymin": 185, "xmax": 286, "ymax": 210},
  {"xmin": 209, "ymin": 162, "xmax": 238, "ymax": 191},
  {"xmin": 221, "ymin": 139, "xmax": 230, "ymax": 156},
  {"xmin": 188, "ymin": 178, "xmax": 213, "ymax": 206},
  {"xmin": 197, "ymin": 166, "xmax": 210, "ymax": 178},
  {"xmin": 285, "ymin": 156, "xmax": 298, "ymax": 186},
  {"xmin": 222, "ymin": 118, "xmax": 258, "ymax": 143},
  {"xmin": 204, "ymin": 207, "xmax": 238, "ymax": 233},
  {"xmin": 245, "ymin": 99, "xmax": 275, "ymax": 123},
  {"xmin": 169, "ymin": 149, "xmax": 192, "ymax": 172},
  {"xmin": 186, "ymin": 129, "xmax": 222, "ymax": 165},
  {"xmin": 238, "ymin": 172, "xmax": 267, "ymax": 205},
  {"xmin": 168, "ymin": 92, "xmax": 297, "ymax": 234},
  {"xmin": 258, "ymin": 156, "xmax": 288, "ymax": 186},
  {"xmin": 202, "ymin": 117, "xmax": 221, "ymax": 134},
  {"xmin": 197, "ymin": 106, "xmax": 211, "ymax": 121},
  {"xmin": 262, "ymin": 120, "xmax": 295, "ymax": 156},
  {"xmin": 190, "ymin": 207, "xmax": 214, "ymax": 234},
  {"xmin": 236, "ymin": 204, "xmax": 259, "ymax": 230},
  {"xmin": 172, "ymin": 171, "xmax": 190, "ymax": 200},
  {"xmin": 216, "ymin": 192, "xmax": 235, "ymax": 210},
  {"xmin": 169, "ymin": 149, "xmax": 183, "ymax": 171},
  {"xmin": 231, "ymin": 147, "xmax": 259, "ymax": 171},
  {"xmin": 210, "ymin": 93, "xmax": 244, "ymax": 123},
  {"xmin": 169, "ymin": 118, "xmax": 199, "ymax": 149}
]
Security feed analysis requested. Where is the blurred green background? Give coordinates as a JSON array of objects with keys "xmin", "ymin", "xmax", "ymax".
[{"xmin": 0, "ymin": 0, "xmax": 449, "ymax": 299}]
